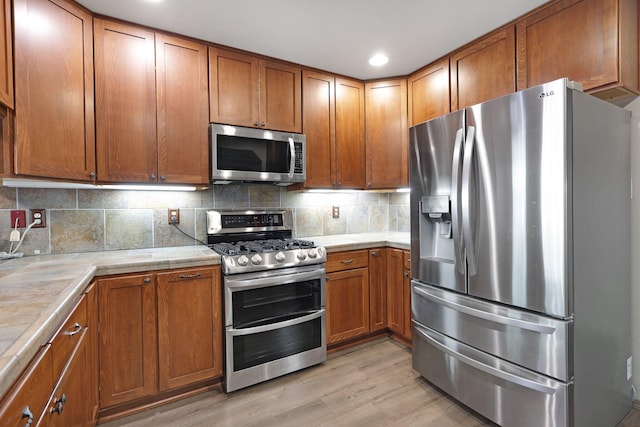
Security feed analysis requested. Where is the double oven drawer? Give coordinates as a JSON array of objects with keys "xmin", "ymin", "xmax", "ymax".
[{"xmin": 224, "ymin": 265, "xmax": 326, "ymax": 392}]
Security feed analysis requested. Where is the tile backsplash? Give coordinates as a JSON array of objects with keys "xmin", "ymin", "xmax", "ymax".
[{"xmin": 0, "ymin": 185, "xmax": 409, "ymax": 255}]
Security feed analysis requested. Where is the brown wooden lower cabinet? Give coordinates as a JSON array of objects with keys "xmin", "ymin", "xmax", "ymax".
[
  {"xmin": 98, "ymin": 266, "xmax": 223, "ymax": 412},
  {"xmin": 369, "ymin": 248, "xmax": 387, "ymax": 332},
  {"xmin": 326, "ymin": 250, "xmax": 370, "ymax": 345},
  {"xmin": 387, "ymin": 249, "xmax": 412, "ymax": 343},
  {"xmin": 0, "ymin": 286, "xmax": 96, "ymax": 427}
]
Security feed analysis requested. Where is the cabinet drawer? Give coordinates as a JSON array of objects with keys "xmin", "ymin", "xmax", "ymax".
[
  {"xmin": 326, "ymin": 250, "xmax": 368, "ymax": 273},
  {"xmin": 0, "ymin": 345, "xmax": 53, "ymax": 427},
  {"xmin": 50, "ymin": 295, "xmax": 87, "ymax": 376}
]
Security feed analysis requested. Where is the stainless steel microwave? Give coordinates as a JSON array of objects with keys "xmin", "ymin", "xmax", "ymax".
[{"xmin": 210, "ymin": 124, "xmax": 306, "ymax": 185}]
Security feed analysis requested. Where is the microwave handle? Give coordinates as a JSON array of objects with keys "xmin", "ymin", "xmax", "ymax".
[{"xmin": 288, "ymin": 138, "xmax": 295, "ymax": 177}]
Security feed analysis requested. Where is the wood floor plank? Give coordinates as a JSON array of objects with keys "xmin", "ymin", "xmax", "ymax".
[{"xmin": 99, "ymin": 338, "xmax": 639, "ymax": 427}]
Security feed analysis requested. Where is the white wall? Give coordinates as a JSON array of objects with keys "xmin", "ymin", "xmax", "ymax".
[{"xmin": 627, "ymin": 97, "xmax": 640, "ymax": 395}]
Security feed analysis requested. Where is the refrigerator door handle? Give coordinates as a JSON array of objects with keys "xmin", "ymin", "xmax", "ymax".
[
  {"xmin": 414, "ymin": 324, "xmax": 559, "ymax": 395},
  {"xmin": 413, "ymin": 284, "xmax": 556, "ymax": 335},
  {"xmin": 451, "ymin": 128, "xmax": 465, "ymax": 274},
  {"xmin": 461, "ymin": 126, "xmax": 477, "ymax": 275}
]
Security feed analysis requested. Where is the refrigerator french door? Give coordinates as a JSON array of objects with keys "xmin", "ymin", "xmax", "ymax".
[{"xmin": 410, "ymin": 78, "xmax": 632, "ymax": 427}]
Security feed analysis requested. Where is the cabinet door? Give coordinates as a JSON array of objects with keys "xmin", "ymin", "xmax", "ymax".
[
  {"xmin": 156, "ymin": 34, "xmax": 209, "ymax": 185},
  {"xmin": 335, "ymin": 77, "xmax": 365, "ymax": 189},
  {"xmin": 0, "ymin": 346, "xmax": 52, "ymax": 427},
  {"xmin": 365, "ymin": 79, "xmax": 408, "ymax": 189},
  {"xmin": 387, "ymin": 248, "xmax": 405, "ymax": 335},
  {"xmin": 369, "ymin": 249, "xmax": 387, "ymax": 332},
  {"xmin": 516, "ymin": 0, "xmax": 638, "ymax": 98},
  {"xmin": 208, "ymin": 47, "xmax": 259, "ymax": 127},
  {"xmin": 0, "ymin": 0, "xmax": 13, "ymax": 109},
  {"xmin": 13, "ymin": 0, "xmax": 95, "ymax": 180},
  {"xmin": 260, "ymin": 59, "xmax": 302, "ymax": 132},
  {"xmin": 408, "ymin": 58, "xmax": 450, "ymax": 126},
  {"xmin": 42, "ymin": 329, "xmax": 90, "ymax": 427},
  {"xmin": 157, "ymin": 267, "xmax": 223, "ymax": 391},
  {"xmin": 326, "ymin": 268, "xmax": 370, "ymax": 344},
  {"xmin": 94, "ymin": 19, "xmax": 157, "ymax": 183},
  {"xmin": 98, "ymin": 274, "xmax": 157, "ymax": 408},
  {"xmin": 301, "ymin": 70, "xmax": 335, "ymax": 188},
  {"xmin": 451, "ymin": 26, "xmax": 515, "ymax": 111}
]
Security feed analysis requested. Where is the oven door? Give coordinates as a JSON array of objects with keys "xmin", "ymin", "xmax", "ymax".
[{"xmin": 224, "ymin": 265, "xmax": 326, "ymax": 392}]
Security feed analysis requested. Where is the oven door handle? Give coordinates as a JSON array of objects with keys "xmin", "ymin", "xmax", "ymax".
[
  {"xmin": 228, "ymin": 309, "xmax": 325, "ymax": 336},
  {"xmin": 225, "ymin": 269, "xmax": 324, "ymax": 291}
]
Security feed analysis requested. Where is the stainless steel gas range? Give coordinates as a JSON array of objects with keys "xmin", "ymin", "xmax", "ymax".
[{"xmin": 207, "ymin": 209, "xmax": 327, "ymax": 393}]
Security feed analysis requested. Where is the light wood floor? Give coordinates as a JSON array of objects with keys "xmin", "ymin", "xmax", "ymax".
[{"xmin": 100, "ymin": 338, "xmax": 640, "ymax": 427}]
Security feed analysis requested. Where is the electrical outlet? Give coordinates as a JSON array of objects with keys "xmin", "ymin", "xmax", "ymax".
[
  {"xmin": 168, "ymin": 208, "xmax": 180, "ymax": 224},
  {"xmin": 10, "ymin": 210, "xmax": 26, "ymax": 228},
  {"xmin": 31, "ymin": 209, "xmax": 46, "ymax": 228},
  {"xmin": 332, "ymin": 206, "xmax": 340, "ymax": 218}
]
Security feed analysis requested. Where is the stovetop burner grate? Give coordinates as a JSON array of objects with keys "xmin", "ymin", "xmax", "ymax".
[{"xmin": 211, "ymin": 238, "xmax": 315, "ymax": 256}]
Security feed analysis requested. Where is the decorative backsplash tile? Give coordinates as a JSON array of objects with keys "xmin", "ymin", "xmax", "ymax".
[{"xmin": 0, "ymin": 185, "xmax": 410, "ymax": 256}]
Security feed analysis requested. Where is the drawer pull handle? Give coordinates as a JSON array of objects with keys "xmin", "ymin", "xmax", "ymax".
[
  {"xmin": 50, "ymin": 393, "xmax": 67, "ymax": 415},
  {"xmin": 340, "ymin": 259, "xmax": 354, "ymax": 264},
  {"xmin": 179, "ymin": 273, "xmax": 202, "ymax": 280},
  {"xmin": 22, "ymin": 406, "xmax": 33, "ymax": 427},
  {"xmin": 65, "ymin": 323, "xmax": 82, "ymax": 337}
]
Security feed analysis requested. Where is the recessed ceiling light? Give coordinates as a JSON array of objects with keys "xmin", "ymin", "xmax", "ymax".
[{"xmin": 369, "ymin": 53, "xmax": 389, "ymax": 66}]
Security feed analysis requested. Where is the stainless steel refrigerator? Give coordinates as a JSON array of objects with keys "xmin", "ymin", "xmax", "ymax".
[{"xmin": 410, "ymin": 78, "xmax": 632, "ymax": 427}]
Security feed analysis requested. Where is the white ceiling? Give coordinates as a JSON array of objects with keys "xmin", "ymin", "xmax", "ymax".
[{"xmin": 75, "ymin": 0, "xmax": 549, "ymax": 80}]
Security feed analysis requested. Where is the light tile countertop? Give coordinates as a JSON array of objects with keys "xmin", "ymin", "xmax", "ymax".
[{"xmin": 0, "ymin": 232, "xmax": 409, "ymax": 400}]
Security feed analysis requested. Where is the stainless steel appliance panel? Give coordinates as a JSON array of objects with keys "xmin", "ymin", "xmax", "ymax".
[
  {"xmin": 464, "ymin": 79, "xmax": 570, "ymax": 318},
  {"xmin": 410, "ymin": 109, "xmax": 465, "ymax": 293},
  {"xmin": 412, "ymin": 280, "xmax": 572, "ymax": 381},
  {"xmin": 413, "ymin": 323, "xmax": 572, "ymax": 427}
]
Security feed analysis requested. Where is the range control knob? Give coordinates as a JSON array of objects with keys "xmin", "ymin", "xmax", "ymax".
[
  {"xmin": 316, "ymin": 247, "xmax": 326, "ymax": 258},
  {"xmin": 297, "ymin": 251, "xmax": 307, "ymax": 260},
  {"xmin": 275, "ymin": 252, "xmax": 286, "ymax": 263},
  {"xmin": 237, "ymin": 255, "xmax": 249, "ymax": 266},
  {"xmin": 251, "ymin": 254, "xmax": 263, "ymax": 265},
  {"xmin": 308, "ymin": 248, "xmax": 317, "ymax": 258}
]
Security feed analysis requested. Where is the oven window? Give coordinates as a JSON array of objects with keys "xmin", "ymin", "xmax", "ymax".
[
  {"xmin": 217, "ymin": 135, "xmax": 291, "ymax": 173},
  {"xmin": 232, "ymin": 317, "xmax": 322, "ymax": 372},
  {"xmin": 232, "ymin": 279, "xmax": 322, "ymax": 328}
]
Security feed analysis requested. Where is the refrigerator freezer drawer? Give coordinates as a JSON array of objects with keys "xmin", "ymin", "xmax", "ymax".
[
  {"xmin": 412, "ymin": 281, "xmax": 572, "ymax": 381},
  {"xmin": 413, "ymin": 322, "xmax": 572, "ymax": 427}
]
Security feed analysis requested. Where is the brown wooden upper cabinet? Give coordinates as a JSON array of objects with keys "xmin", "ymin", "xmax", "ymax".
[
  {"xmin": 365, "ymin": 79, "xmax": 408, "ymax": 189},
  {"xmin": 209, "ymin": 46, "xmax": 302, "ymax": 133},
  {"xmin": 516, "ymin": 0, "xmax": 638, "ymax": 103},
  {"xmin": 0, "ymin": 0, "xmax": 13, "ymax": 109},
  {"xmin": 95, "ymin": 19, "xmax": 209, "ymax": 185},
  {"xmin": 13, "ymin": 0, "xmax": 96, "ymax": 181},
  {"xmin": 297, "ymin": 70, "xmax": 364, "ymax": 189},
  {"xmin": 451, "ymin": 26, "xmax": 516, "ymax": 111},
  {"xmin": 408, "ymin": 58, "xmax": 450, "ymax": 127}
]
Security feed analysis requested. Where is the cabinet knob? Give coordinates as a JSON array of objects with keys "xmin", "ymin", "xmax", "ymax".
[
  {"xmin": 160, "ymin": 175, "xmax": 166, "ymax": 181},
  {"xmin": 253, "ymin": 121, "xmax": 260, "ymax": 127},
  {"xmin": 89, "ymin": 172, "xmax": 96, "ymax": 179},
  {"xmin": 260, "ymin": 122, "xmax": 266, "ymax": 127},
  {"xmin": 404, "ymin": 272, "xmax": 410, "ymax": 277},
  {"xmin": 143, "ymin": 277, "xmax": 152, "ymax": 284},
  {"xmin": 371, "ymin": 251, "xmax": 379, "ymax": 257},
  {"xmin": 150, "ymin": 174, "xmax": 156, "ymax": 181}
]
